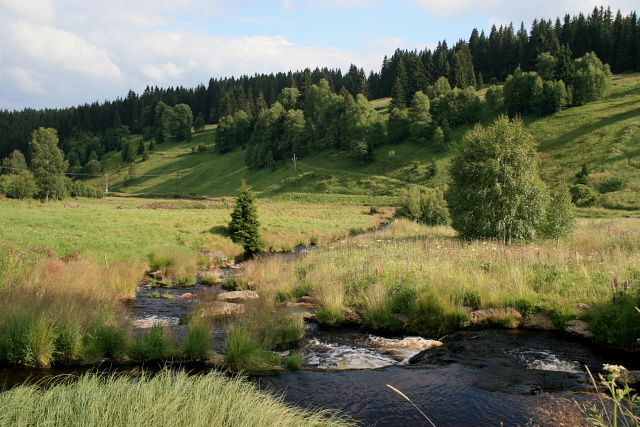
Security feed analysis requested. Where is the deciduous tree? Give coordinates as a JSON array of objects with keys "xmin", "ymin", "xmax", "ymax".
[
  {"xmin": 446, "ymin": 115, "xmax": 548, "ymax": 243},
  {"xmin": 29, "ymin": 127, "xmax": 68, "ymax": 203}
]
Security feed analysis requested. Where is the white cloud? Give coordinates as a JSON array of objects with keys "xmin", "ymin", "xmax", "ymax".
[
  {"xmin": 9, "ymin": 21, "xmax": 122, "ymax": 80},
  {"xmin": 311, "ymin": 0, "xmax": 376, "ymax": 8},
  {"xmin": 0, "ymin": 0, "xmax": 55, "ymax": 23},
  {"xmin": 139, "ymin": 62, "xmax": 185, "ymax": 82},
  {"xmin": 4, "ymin": 67, "xmax": 47, "ymax": 95},
  {"xmin": 282, "ymin": 0, "xmax": 295, "ymax": 10}
]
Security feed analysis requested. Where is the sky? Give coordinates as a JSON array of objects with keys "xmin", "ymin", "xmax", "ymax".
[{"xmin": 0, "ymin": 0, "xmax": 637, "ymax": 110}]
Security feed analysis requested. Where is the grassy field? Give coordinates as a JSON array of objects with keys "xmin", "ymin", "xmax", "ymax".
[
  {"xmin": 79, "ymin": 73, "xmax": 640, "ymax": 212},
  {"xmin": 0, "ymin": 196, "xmax": 390, "ymax": 265}
]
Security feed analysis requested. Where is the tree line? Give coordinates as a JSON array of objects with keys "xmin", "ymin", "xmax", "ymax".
[{"xmin": 0, "ymin": 6, "xmax": 636, "ymax": 167}]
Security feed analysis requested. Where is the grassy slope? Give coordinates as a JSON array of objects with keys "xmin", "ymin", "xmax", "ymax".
[{"xmin": 88, "ymin": 74, "xmax": 640, "ymax": 208}]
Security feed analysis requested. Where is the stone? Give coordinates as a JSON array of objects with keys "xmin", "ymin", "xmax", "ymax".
[
  {"xmin": 198, "ymin": 301, "xmax": 245, "ymax": 318},
  {"xmin": 149, "ymin": 270, "xmax": 164, "ymax": 281},
  {"xmin": 199, "ymin": 250, "xmax": 233, "ymax": 266},
  {"xmin": 217, "ymin": 290, "xmax": 259, "ymax": 303},
  {"xmin": 469, "ymin": 307, "xmax": 522, "ymax": 327},
  {"xmin": 178, "ymin": 293, "xmax": 197, "ymax": 300},
  {"xmin": 298, "ymin": 296, "xmax": 317, "ymax": 304},
  {"xmin": 203, "ymin": 353, "xmax": 225, "ymax": 367},
  {"xmin": 564, "ymin": 319, "xmax": 595, "ymax": 338},
  {"xmin": 64, "ymin": 203, "xmax": 79, "ymax": 208},
  {"xmin": 522, "ymin": 313, "xmax": 557, "ymax": 330},
  {"xmin": 343, "ymin": 307, "xmax": 363, "ymax": 325}
]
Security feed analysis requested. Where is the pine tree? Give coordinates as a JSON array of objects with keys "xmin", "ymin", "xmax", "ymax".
[{"xmin": 228, "ymin": 181, "xmax": 262, "ymax": 254}]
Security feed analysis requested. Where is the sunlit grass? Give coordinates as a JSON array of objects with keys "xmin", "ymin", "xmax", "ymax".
[
  {"xmin": 0, "ymin": 369, "xmax": 354, "ymax": 427},
  {"xmin": 241, "ymin": 218, "xmax": 640, "ymax": 343}
]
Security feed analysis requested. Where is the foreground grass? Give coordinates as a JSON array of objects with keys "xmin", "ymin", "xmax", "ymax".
[
  {"xmin": 240, "ymin": 218, "xmax": 640, "ymax": 345},
  {"xmin": 0, "ymin": 369, "xmax": 354, "ymax": 427}
]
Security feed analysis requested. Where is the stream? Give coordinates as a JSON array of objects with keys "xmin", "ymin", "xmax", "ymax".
[{"xmin": 1, "ymin": 261, "xmax": 638, "ymax": 426}]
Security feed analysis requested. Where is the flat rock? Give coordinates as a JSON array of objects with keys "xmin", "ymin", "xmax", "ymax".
[
  {"xmin": 198, "ymin": 301, "xmax": 245, "ymax": 318},
  {"xmin": 216, "ymin": 290, "xmax": 259, "ymax": 303},
  {"xmin": 522, "ymin": 313, "xmax": 557, "ymax": 330},
  {"xmin": 564, "ymin": 319, "xmax": 594, "ymax": 338},
  {"xmin": 178, "ymin": 293, "xmax": 197, "ymax": 300},
  {"xmin": 469, "ymin": 307, "xmax": 522, "ymax": 326}
]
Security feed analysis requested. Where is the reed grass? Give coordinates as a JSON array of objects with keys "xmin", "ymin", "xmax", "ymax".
[
  {"xmin": 0, "ymin": 259, "xmax": 142, "ymax": 366},
  {"xmin": 0, "ymin": 369, "xmax": 354, "ymax": 426}
]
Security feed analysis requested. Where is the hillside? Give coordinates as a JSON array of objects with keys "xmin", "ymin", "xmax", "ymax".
[{"xmin": 87, "ymin": 73, "xmax": 640, "ymax": 209}]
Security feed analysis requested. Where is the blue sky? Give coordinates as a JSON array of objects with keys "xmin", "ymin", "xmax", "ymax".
[{"xmin": 0, "ymin": 0, "xmax": 636, "ymax": 110}]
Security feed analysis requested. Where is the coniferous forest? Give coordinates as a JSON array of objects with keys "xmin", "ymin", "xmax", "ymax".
[{"xmin": 0, "ymin": 6, "xmax": 637, "ymax": 170}]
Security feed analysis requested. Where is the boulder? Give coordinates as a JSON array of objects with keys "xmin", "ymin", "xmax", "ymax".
[
  {"xmin": 522, "ymin": 313, "xmax": 557, "ymax": 330},
  {"xmin": 564, "ymin": 319, "xmax": 594, "ymax": 338},
  {"xmin": 469, "ymin": 307, "xmax": 522, "ymax": 327},
  {"xmin": 178, "ymin": 293, "xmax": 197, "ymax": 300},
  {"xmin": 200, "ymin": 250, "xmax": 233, "ymax": 267},
  {"xmin": 216, "ymin": 290, "xmax": 259, "ymax": 303}
]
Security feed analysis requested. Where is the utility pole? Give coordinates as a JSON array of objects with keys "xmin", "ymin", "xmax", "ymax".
[
  {"xmin": 104, "ymin": 173, "xmax": 109, "ymax": 193},
  {"xmin": 176, "ymin": 169, "xmax": 181, "ymax": 197},
  {"xmin": 292, "ymin": 153, "xmax": 298, "ymax": 185}
]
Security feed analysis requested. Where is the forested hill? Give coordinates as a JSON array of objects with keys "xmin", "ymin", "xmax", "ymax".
[{"xmin": 0, "ymin": 6, "xmax": 638, "ymax": 162}]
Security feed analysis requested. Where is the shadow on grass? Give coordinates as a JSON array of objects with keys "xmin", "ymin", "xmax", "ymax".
[{"xmin": 209, "ymin": 225, "xmax": 230, "ymax": 236}]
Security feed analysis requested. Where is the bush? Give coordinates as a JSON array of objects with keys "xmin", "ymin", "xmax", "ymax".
[
  {"xmin": 395, "ymin": 186, "xmax": 450, "ymax": 227},
  {"xmin": 570, "ymin": 184, "xmax": 598, "ymax": 207}
]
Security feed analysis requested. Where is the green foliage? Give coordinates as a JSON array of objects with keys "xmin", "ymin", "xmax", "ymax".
[
  {"xmin": 1, "ymin": 149, "xmax": 27, "ymax": 174},
  {"xmin": 572, "ymin": 52, "xmax": 612, "ymax": 106},
  {"xmin": 447, "ymin": 115, "xmax": 548, "ymax": 242},
  {"xmin": 6, "ymin": 170, "xmax": 37, "ymax": 200},
  {"xmin": 0, "ymin": 308, "xmax": 56, "ymax": 367},
  {"xmin": 539, "ymin": 185, "xmax": 576, "ymax": 240},
  {"xmin": 183, "ymin": 317, "xmax": 211, "ymax": 360},
  {"xmin": 193, "ymin": 112, "xmax": 206, "ymax": 132},
  {"xmin": 570, "ymin": 184, "xmax": 598, "ymax": 207},
  {"xmin": 86, "ymin": 324, "xmax": 128, "ymax": 360},
  {"xmin": 228, "ymin": 181, "xmax": 262, "ymax": 254},
  {"xmin": 129, "ymin": 324, "xmax": 176, "ymax": 361},
  {"xmin": 171, "ymin": 104, "xmax": 193, "ymax": 141},
  {"xmin": 589, "ymin": 286, "xmax": 640, "ymax": 346},
  {"xmin": 395, "ymin": 186, "xmax": 450, "ymax": 227},
  {"xmin": 485, "ymin": 85, "xmax": 504, "ymax": 111},
  {"xmin": 29, "ymin": 127, "xmax": 68, "ymax": 202}
]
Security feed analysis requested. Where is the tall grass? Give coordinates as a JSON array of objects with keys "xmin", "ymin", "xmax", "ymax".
[
  {"xmin": 0, "ymin": 259, "xmax": 142, "ymax": 366},
  {"xmin": 224, "ymin": 301, "xmax": 305, "ymax": 373},
  {"xmin": 0, "ymin": 369, "xmax": 354, "ymax": 427},
  {"xmin": 242, "ymin": 218, "xmax": 640, "ymax": 343}
]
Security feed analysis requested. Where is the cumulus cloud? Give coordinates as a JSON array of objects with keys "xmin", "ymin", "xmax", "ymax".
[
  {"xmin": 4, "ymin": 67, "xmax": 47, "ymax": 95},
  {"xmin": 0, "ymin": 0, "xmax": 55, "ymax": 23},
  {"xmin": 9, "ymin": 21, "xmax": 123, "ymax": 80}
]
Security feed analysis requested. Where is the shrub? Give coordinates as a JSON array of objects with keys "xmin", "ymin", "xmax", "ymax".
[
  {"xmin": 570, "ymin": 184, "xmax": 598, "ymax": 207},
  {"xmin": 395, "ymin": 186, "xmax": 450, "ymax": 227}
]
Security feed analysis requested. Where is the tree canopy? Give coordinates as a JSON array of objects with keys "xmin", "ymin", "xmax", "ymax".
[{"xmin": 446, "ymin": 115, "xmax": 548, "ymax": 243}]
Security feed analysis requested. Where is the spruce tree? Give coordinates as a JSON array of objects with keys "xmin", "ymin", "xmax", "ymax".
[{"xmin": 228, "ymin": 180, "xmax": 262, "ymax": 254}]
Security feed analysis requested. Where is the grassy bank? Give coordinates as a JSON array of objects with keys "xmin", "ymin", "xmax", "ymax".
[
  {"xmin": 237, "ymin": 218, "xmax": 640, "ymax": 346},
  {"xmin": 0, "ymin": 369, "xmax": 354, "ymax": 427}
]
